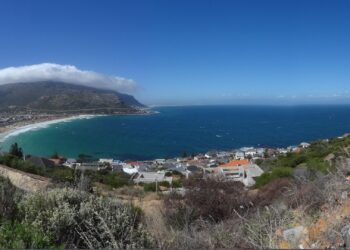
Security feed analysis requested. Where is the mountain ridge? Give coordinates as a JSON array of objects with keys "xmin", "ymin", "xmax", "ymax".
[{"xmin": 0, "ymin": 81, "xmax": 145, "ymax": 114}]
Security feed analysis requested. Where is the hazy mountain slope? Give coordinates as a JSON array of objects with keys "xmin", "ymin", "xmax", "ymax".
[{"xmin": 0, "ymin": 81, "xmax": 144, "ymax": 112}]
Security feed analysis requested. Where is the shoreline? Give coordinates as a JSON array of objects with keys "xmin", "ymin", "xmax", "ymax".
[
  {"xmin": 0, "ymin": 114, "xmax": 102, "ymax": 143},
  {"xmin": 0, "ymin": 109, "xmax": 158, "ymax": 144}
]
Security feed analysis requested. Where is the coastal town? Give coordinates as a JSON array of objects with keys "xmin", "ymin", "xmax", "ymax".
[{"xmin": 17, "ymin": 141, "xmax": 316, "ymax": 189}]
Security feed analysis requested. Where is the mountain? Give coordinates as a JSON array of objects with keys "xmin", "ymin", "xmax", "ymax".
[{"xmin": 0, "ymin": 81, "xmax": 145, "ymax": 113}]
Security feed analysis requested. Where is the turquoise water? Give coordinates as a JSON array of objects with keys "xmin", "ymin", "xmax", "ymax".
[{"xmin": 1, "ymin": 106, "xmax": 350, "ymax": 160}]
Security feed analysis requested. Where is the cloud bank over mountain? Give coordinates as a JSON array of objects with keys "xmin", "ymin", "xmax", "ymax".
[{"xmin": 0, "ymin": 63, "xmax": 137, "ymax": 93}]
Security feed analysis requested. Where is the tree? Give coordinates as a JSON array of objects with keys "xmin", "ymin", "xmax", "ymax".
[{"xmin": 9, "ymin": 143, "xmax": 23, "ymax": 158}]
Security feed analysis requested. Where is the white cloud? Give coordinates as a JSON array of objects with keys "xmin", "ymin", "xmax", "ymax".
[{"xmin": 0, "ymin": 63, "xmax": 137, "ymax": 93}]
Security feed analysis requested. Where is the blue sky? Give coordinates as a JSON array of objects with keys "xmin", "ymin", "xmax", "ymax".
[{"xmin": 0, "ymin": 0, "xmax": 350, "ymax": 105}]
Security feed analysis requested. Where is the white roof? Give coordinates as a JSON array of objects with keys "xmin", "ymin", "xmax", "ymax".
[
  {"xmin": 99, "ymin": 158, "xmax": 113, "ymax": 162},
  {"xmin": 244, "ymin": 164, "xmax": 264, "ymax": 177},
  {"xmin": 219, "ymin": 164, "xmax": 263, "ymax": 178},
  {"xmin": 134, "ymin": 172, "xmax": 172, "ymax": 183},
  {"xmin": 123, "ymin": 167, "xmax": 138, "ymax": 175}
]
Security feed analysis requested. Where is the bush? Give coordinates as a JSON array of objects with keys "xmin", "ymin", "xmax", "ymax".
[
  {"xmin": 306, "ymin": 158, "xmax": 329, "ymax": 173},
  {"xmin": 144, "ymin": 182, "xmax": 157, "ymax": 192},
  {"xmin": 159, "ymin": 181, "xmax": 170, "ymax": 188},
  {"xmin": 253, "ymin": 178, "xmax": 293, "ymax": 207},
  {"xmin": 84, "ymin": 170, "xmax": 130, "ymax": 189},
  {"xmin": 243, "ymin": 207, "xmax": 293, "ymax": 249},
  {"xmin": 164, "ymin": 178, "xmax": 250, "ymax": 228},
  {"xmin": 165, "ymin": 170, "xmax": 183, "ymax": 177},
  {"xmin": 143, "ymin": 181, "xmax": 171, "ymax": 192},
  {"xmin": 185, "ymin": 178, "xmax": 250, "ymax": 222},
  {"xmin": 45, "ymin": 166, "xmax": 74, "ymax": 182},
  {"xmin": 172, "ymin": 179, "xmax": 183, "ymax": 188},
  {"xmin": 0, "ymin": 222, "xmax": 56, "ymax": 249},
  {"xmin": 159, "ymin": 218, "xmax": 247, "ymax": 249},
  {"xmin": 0, "ymin": 155, "xmax": 45, "ymax": 176},
  {"xmin": 255, "ymin": 167, "xmax": 293, "ymax": 188},
  {"xmin": 0, "ymin": 176, "xmax": 21, "ymax": 222},
  {"xmin": 18, "ymin": 188, "xmax": 150, "ymax": 248},
  {"xmin": 103, "ymin": 172, "xmax": 129, "ymax": 188}
]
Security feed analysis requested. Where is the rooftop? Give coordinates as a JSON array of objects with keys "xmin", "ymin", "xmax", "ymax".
[{"xmin": 219, "ymin": 159, "xmax": 250, "ymax": 168}]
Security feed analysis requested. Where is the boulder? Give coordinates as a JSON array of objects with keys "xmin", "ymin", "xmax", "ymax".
[
  {"xmin": 341, "ymin": 225, "xmax": 350, "ymax": 248},
  {"xmin": 283, "ymin": 226, "xmax": 307, "ymax": 248}
]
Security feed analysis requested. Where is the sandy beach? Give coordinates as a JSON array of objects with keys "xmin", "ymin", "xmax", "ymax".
[
  {"xmin": 0, "ymin": 108, "xmax": 155, "ymax": 145},
  {"xmin": 0, "ymin": 114, "xmax": 100, "ymax": 143}
]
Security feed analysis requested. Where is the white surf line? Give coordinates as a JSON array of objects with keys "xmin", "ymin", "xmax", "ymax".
[{"xmin": 0, "ymin": 115, "xmax": 100, "ymax": 143}]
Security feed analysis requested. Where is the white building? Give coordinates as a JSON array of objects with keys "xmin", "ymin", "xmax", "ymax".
[
  {"xmin": 234, "ymin": 151, "xmax": 245, "ymax": 160},
  {"xmin": 216, "ymin": 151, "xmax": 231, "ymax": 158},
  {"xmin": 278, "ymin": 148, "xmax": 289, "ymax": 154},
  {"xmin": 245, "ymin": 149, "xmax": 257, "ymax": 158},
  {"xmin": 155, "ymin": 159, "xmax": 166, "ymax": 164},
  {"xmin": 133, "ymin": 172, "xmax": 172, "ymax": 184},
  {"xmin": 122, "ymin": 162, "xmax": 141, "ymax": 175},
  {"xmin": 300, "ymin": 142, "xmax": 311, "ymax": 148},
  {"xmin": 98, "ymin": 158, "xmax": 114, "ymax": 164},
  {"xmin": 123, "ymin": 166, "xmax": 138, "ymax": 175},
  {"xmin": 63, "ymin": 158, "xmax": 79, "ymax": 168},
  {"xmin": 287, "ymin": 146, "xmax": 299, "ymax": 152},
  {"xmin": 218, "ymin": 164, "xmax": 264, "ymax": 187},
  {"xmin": 256, "ymin": 148, "xmax": 265, "ymax": 157}
]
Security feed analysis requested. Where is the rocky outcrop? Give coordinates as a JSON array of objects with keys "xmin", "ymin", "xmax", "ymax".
[
  {"xmin": 0, "ymin": 164, "xmax": 52, "ymax": 192},
  {"xmin": 342, "ymin": 225, "xmax": 350, "ymax": 248},
  {"xmin": 282, "ymin": 226, "xmax": 308, "ymax": 248}
]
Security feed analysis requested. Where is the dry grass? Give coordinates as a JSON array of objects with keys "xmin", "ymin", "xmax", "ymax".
[{"xmin": 92, "ymin": 156, "xmax": 350, "ymax": 249}]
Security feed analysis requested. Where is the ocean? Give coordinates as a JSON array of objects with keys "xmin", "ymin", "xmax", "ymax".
[{"xmin": 1, "ymin": 105, "xmax": 350, "ymax": 160}]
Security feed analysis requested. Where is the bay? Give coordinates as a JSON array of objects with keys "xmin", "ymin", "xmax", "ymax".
[{"xmin": 1, "ymin": 105, "xmax": 350, "ymax": 160}]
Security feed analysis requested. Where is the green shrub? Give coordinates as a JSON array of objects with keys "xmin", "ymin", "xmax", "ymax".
[
  {"xmin": 0, "ymin": 155, "xmax": 44, "ymax": 176},
  {"xmin": 144, "ymin": 181, "xmax": 177, "ymax": 191},
  {"xmin": 0, "ymin": 222, "xmax": 56, "ymax": 249},
  {"xmin": 305, "ymin": 158, "xmax": 330, "ymax": 173},
  {"xmin": 165, "ymin": 170, "xmax": 184, "ymax": 177},
  {"xmin": 255, "ymin": 167, "xmax": 293, "ymax": 188},
  {"xmin": 172, "ymin": 179, "xmax": 183, "ymax": 188},
  {"xmin": 144, "ymin": 182, "xmax": 157, "ymax": 192},
  {"xmin": 46, "ymin": 166, "xmax": 74, "ymax": 182},
  {"xmin": 18, "ymin": 188, "xmax": 150, "ymax": 249},
  {"xmin": 0, "ymin": 176, "xmax": 21, "ymax": 222},
  {"xmin": 159, "ymin": 181, "xmax": 170, "ymax": 188},
  {"xmin": 84, "ymin": 170, "xmax": 130, "ymax": 189},
  {"xmin": 103, "ymin": 173, "xmax": 129, "ymax": 188}
]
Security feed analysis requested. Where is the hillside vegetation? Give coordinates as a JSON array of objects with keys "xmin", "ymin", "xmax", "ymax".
[{"xmin": 255, "ymin": 135, "xmax": 350, "ymax": 187}]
